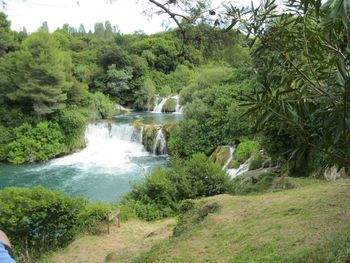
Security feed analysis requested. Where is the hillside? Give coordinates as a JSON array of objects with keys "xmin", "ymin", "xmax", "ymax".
[
  {"xmin": 41, "ymin": 218, "xmax": 176, "ymax": 263},
  {"xmin": 44, "ymin": 179, "xmax": 350, "ymax": 263}
]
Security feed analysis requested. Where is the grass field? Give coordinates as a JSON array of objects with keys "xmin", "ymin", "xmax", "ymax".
[
  {"xmin": 134, "ymin": 179, "xmax": 350, "ymax": 263},
  {"xmin": 44, "ymin": 179, "xmax": 350, "ymax": 263}
]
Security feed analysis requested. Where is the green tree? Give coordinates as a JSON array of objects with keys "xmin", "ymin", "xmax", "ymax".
[
  {"xmin": 228, "ymin": 0, "xmax": 350, "ymax": 170},
  {"xmin": 0, "ymin": 12, "xmax": 18, "ymax": 57},
  {"xmin": 1, "ymin": 30, "xmax": 73, "ymax": 116}
]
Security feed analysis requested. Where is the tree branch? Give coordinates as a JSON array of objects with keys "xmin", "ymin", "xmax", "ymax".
[{"xmin": 148, "ymin": 0, "xmax": 186, "ymax": 34}]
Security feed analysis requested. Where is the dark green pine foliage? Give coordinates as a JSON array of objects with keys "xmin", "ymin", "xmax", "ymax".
[{"xmin": 3, "ymin": 30, "xmax": 72, "ymax": 116}]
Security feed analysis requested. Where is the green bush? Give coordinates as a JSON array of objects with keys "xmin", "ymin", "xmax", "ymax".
[
  {"xmin": 120, "ymin": 154, "xmax": 231, "ymax": 221},
  {"xmin": 0, "ymin": 187, "xmax": 110, "ymax": 261},
  {"xmin": 6, "ymin": 121, "xmax": 65, "ymax": 164},
  {"xmin": 171, "ymin": 153, "xmax": 231, "ymax": 198},
  {"xmin": 89, "ymin": 92, "xmax": 115, "ymax": 119},
  {"xmin": 162, "ymin": 98, "xmax": 176, "ymax": 113},
  {"xmin": 230, "ymin": 173, "xmax": 276, "ymax": 195},
  {"xmin": 249, "ymin": 152, "xmax": 264, "ymax": 170},
  {"xmin": 234, "ymin": 140, "xmax": 259, "ymax": 164},
  {"xmin": 54, "ymin": 108, "xmax": 88, "ymax": 151}
]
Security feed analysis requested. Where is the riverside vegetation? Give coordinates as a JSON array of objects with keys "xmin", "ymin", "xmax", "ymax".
[{"xmin": 1, "ymin": 0, "xmax": 350, "ymax": 262}]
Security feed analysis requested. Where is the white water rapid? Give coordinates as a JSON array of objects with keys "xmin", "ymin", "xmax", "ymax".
[
  {"xmin": 152, "ymin": 95, "xmax": 183, "ymax": 114},
  {"xmin": 227, "ymin": 162, "xmax": 250, "ymax": 178},
  {"xmin": 152, "ymin": 128, "xmax": 167, "ymax": 155},
  {"xmin": 153, "ymin": 98, "xmax": 168, "ymax": 113},
  {"xmin": 52, "ymin": 123, "xmax": 149, "ymax": 170},
  {"xmin": 222, "ymin": 146, "xmax": 236, "ymax": 170},
  {"xmin": 172, "ymin": 95, "xmax": 183, "ymax": 114}
]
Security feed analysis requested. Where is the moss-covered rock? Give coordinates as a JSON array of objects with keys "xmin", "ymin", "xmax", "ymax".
[
  {"xmin": 249, "ymin": 152, "xmax": 264, "ymax": 170},
  {"xmin": 209, "ymin": 146, "xmax": 232, "ymax": 167},
  {"xmin": 142, "ymin": 124, "xmax": 162, "ymax": 152},
  {"xmin": 133, "ymin": 121, "xmax": 177, "ymax": 154},
  {"xmin": 234, "ymin": 140, "xmax": 259, "ymax": 163},
  {"xmin": 162, "ymin": 98, "xmax": 176, "ymax": 113},
  {"xmin": 228, "ymin": 158, "xmax": 240, "ymax": 169},
  {"xmin": 163, "ymin": 122, "xmax": 177, "ymax": 138}
]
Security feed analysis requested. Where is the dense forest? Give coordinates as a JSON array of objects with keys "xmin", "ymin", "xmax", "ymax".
[{"xmin": 0, "ymin": 0, "xmax": 350, "ymax": 262}]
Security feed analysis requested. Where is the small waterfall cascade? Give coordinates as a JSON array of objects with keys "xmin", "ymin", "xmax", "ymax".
[
  {"xmin": 152, "ymin": 95, "xmax": 183, "ymax": 114},
  {"xmin": 171, "ymin": 95, "xmax": 182, "ymax": 114},
  {"xmin": 227, "ymin": 162, "xmax": 250, "ymax": 178},
  {"xmin": 53, "ymin": 122, "xmax": 148, "ymax": 168},
  {"xmin": 138, "ymin": 126, "xmax": 144, "ymax": 144},
  {"xmin": 152, "ymin": 128, "xmax": 167, "ymax": 155},
  {"xmin": 222, "ymin": 146, "xmax": 236, "ymax": 170},
  {"xmin": 153, "ymin": 98, "xmax": 168, "ymax": 113}
]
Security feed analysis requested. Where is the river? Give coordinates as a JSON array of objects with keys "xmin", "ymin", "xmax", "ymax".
[{"xmin": 0, "ymin": 112, "xmax": 183, "ymax": 203}]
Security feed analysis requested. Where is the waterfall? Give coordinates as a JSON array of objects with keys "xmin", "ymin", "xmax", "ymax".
[
  {"xmin": 171, "ymin": 95, "xmax": 182, "ymax": 114},
  {"xmin": 227, "ymin": 162, "xmax": 250, "ymax": 179},
  {"xmin": 52, "ymin": 123, "xmax": 148, "ymax": 169},
  {"xmin": 152, "ymin": 95, "xmax": 183, "ymax": 114},
  {"xmin": 221, "ymin": 145, "xmax": 249, "ymax": 178},
  {"xmin": 152, "ymin": 98, "xmax": 168, "ymax": 113},
  {"xmin": 152, "ymin": 128, "xmax": 167, "ymax": 155},
  {"xmin": 223, "ymin": 146, "xmax": 236, "ymax": 170},
  {"xmin": 139, "ymin": 126, "xmax": 144, "ymax": 144}
]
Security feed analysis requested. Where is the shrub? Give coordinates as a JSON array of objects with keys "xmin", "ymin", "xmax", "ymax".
[
  {"xmin": 234, "ymin": 140, "xmax": 259, "ymax": 164},
  {"xmin": 6, "ymin": 121, "xmax": 65, "ymax": 164},
  {"xmin": 89, "ymin": 92, "xmax": 115, "ymax": 119},
  {"xmin": 171, "ymin": 153, "xmax": 231, "ymax": 198},
  {"xmin": 120, "ymin": 154, "xmax": 231, "ymax": 221},
  {"xmin": 162, "ymin": 98, "xmax": 176, "ymax": 113},
  {"xmin": 54, "ymin": 108, "xmax": 88, "ymax": 151},
  {"xmin": 0, "ymin": 187, "xmax": 110, "ymax": 262},
  {"xmin": 249, "ymin": 152, "xmax": 264, "ymax": 170},
  {"xmin": 230, "ymin": 173, "xmax": 276, "ymax": 195}
]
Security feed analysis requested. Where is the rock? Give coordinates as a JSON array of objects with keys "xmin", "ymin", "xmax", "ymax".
[
  {"xmin": 228, "ymin": 158, "xmax": 240, "ymax": 169},
  {"xmin": 115, "ymin": 104, "xmax": 130, "ymax": 113},
  {"xmin": 133, "ymin": 121, "xmax": 177, "ymax": 154},
  {"xmin": 324, "ymin": 166, "xmax": 346, "ymax": 181},
  {"xmin": 162, "ymin": 98, "xmax": 177, "ymax": 113},
  {"xmin": 210, "ymin": 146, "xmax": 232, "ymax": 167}
]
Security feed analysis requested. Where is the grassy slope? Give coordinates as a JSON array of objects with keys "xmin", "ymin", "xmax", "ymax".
[
  {"xmin": 41, "ymin": 219, "xmax": 176, "ymax": 263},
  {"xmin": 135, "ymin": 179, "xmax": 350, "ymax": 263}
]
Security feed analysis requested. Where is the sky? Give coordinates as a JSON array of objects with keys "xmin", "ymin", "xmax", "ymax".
[{"xmin": 2, "ymin": 0, "xmax": 263, "ymax": 34}]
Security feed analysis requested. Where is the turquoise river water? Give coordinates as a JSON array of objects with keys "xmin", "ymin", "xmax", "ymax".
[{"xmin": 0, "ymin": 112, "xmax": 183, "ymax": 203}]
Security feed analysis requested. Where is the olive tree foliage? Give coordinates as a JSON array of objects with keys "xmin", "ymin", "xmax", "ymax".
[{"xmin": 225, "ymin": 0, "xmax": 350, "ymax": 170}]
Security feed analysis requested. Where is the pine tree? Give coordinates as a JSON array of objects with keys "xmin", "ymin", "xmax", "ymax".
[{"xmin": 3, "ymin": 30, "xmax": 73, "ymax": 116}]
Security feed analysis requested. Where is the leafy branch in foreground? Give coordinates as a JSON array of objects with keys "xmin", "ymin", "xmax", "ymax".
[{"xmin": 228, "ymin": 0, "xmax": 350, "ymax": 171}]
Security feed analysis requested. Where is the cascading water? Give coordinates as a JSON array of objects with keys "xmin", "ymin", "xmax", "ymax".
[
  {"xmin": 221, "ymin": 145, "xmax": 249, "ymax": 178},
  {"xmin": 152, "ymin": 95, "xmax": 183, "ymax": 114},
  {"xmin": 139, "ymin": 126, "xmax": 144, "ymax": 144},
  {"xmin": 223, "ymin": 146, "xmax": 236, "ymax": 170},
  {"xmin": 52, "ymin": 123, "xmax": 148, "ymax": 169},
  {"xmin": 153, "ymin": 98, "xmax": 168, "ymax": 113},
  {"xmin": 0, "ymin": 112, "xmax": 180, "ymax": 202},
  {"xmin": 152, "ymin": 128, "xmax": 167, "ymax": 155},
  {"xmin": 171, "ymin": 95, "xmax": 182, "ymax": 114},
  {"xmin": 227, "ymin": 162, "xmax": 250, "ymax": 178}
]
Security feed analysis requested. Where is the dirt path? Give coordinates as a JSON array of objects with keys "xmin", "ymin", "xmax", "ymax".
[{"xmin": 45, "ymin": 218, "xmax": 176, "ymax": 263}]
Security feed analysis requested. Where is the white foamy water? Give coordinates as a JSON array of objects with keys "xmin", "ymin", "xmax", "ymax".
[
  {"xmin": 152, "ymin": 128, "xmax": 167, "ymax": 155},
  {"xmin": 153, "ymin": 98, "xmax": 168, "ymax": 113},
  {"xmin": 227, "ymin": 162, "xmax": 250, "ymax": 178},
  {"xmin": 222, "ymin": 146, "xmax": 236, "ymax": 170},
  {"xmin": 51, "ymin": 123, "xmax": 149, "ymax": 170}
]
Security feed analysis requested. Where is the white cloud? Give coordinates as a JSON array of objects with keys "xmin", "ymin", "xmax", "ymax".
[
  {"xmin": 5, "ymin": 0, "xmax": 166, "ymax": 34},
  {"xmin": 3, "ymin": 0, "xmax": 266, "ymax": 34}
]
